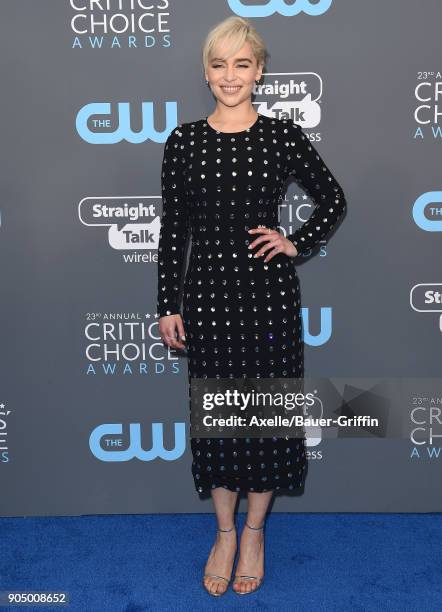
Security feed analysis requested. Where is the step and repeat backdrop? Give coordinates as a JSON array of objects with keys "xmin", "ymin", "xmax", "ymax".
[{"xmin": 1, "ymin": 1, "xmax": 441, "ymax": 515}]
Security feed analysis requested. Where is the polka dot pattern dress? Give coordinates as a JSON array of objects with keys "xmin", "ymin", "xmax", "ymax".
[{"xmin": 157, "ymin": 113, "xmax": 347, "ymax": 496}]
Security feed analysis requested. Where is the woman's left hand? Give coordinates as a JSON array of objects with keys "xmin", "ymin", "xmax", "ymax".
[{"xmin": 247, "ymin": 227, "xmax": 298, "ymax": 262}]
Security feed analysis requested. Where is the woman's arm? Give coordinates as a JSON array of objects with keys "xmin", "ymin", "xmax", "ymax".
[
  {"xmin": 156, "ymin": 125, "xmax": 190, "ymax": 317},
  {"xmin": 284, "ymin": 121, "xmax": 347, "ymax": 256}
]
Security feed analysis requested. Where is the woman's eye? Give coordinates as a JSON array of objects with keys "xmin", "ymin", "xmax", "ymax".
[{"xmin": 211, "ymin": 64, "xmax": 249, "ymax": 68}]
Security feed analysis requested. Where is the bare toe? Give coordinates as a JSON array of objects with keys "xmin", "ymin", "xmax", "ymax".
[{"xmin": 203, "ymin": 529, "xmax": 237, "ymax": 596}]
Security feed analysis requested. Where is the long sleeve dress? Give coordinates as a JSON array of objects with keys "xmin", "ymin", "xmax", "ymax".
[{"xmin": 157, "ymin": 113, "xmax": 347, "ymax": 496}]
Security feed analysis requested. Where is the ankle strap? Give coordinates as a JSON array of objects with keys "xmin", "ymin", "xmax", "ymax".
[
  {"xmin": 245, "ymin": 521, "xmax": 265, "ymax": 530},
  {"xmin": 217, "ymin": 525, "xmax": 235, "ymax": 532}
]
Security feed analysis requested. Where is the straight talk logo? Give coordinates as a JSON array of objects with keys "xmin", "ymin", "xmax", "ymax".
[
  {"xmin": 410, "ymin": 283, "xmax": 442, "ymax": 332},
  {"xmin": 78, "ymin": 196, "xmax": 161, "ymax": 261}
]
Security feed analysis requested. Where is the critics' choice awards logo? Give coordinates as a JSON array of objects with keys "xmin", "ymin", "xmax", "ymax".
[
  {"xmin": 79, "ymin": 196, "xmax": 160, "ymax": 259},
  {"xmin": 83, "ymin": 311, "xmax": 334, "ymax": 379},
  {"xmin": 70, "ymin": 0, "xmax": 172, "ymax": 49},
  {"xmin": 228, "ymin": 0, "xmax": 333, "ymax": 17},
  {"xmin": 89, "ymin": 422, "xmax": 186, "ymax": 462},
  {"xmin": 83, "ymin": 309, "xmax": 333, "ymax": 378},
  {"xmin": 84, "ymin": 312, "xmax": 185, "ymax": 375},
  {"xmin": 414, "ymin": 71, "xmax": 442, "ymax": 138},
  {"xmin": 409, "ymin": 397, "xmax": 442, "ymax": 460}
]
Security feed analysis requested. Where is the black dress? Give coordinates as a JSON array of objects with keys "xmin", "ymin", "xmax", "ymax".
[{"xmin": 157, "ymin": 113, "xmax": 346, "ymax": 496}]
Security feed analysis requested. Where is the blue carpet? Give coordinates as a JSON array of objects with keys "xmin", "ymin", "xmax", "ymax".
[{"xmin": 0, "ymin": 513, "xmax": 441, "ymax": 611}]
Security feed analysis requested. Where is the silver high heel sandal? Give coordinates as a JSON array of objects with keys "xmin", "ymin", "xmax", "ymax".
[
  {"xmin": 203, "ymin": 524, "xmax": 236, "ymax": 597},
  {"xmin": 233, "ymin": 521, "xmax": 265, "ymax": 595}
]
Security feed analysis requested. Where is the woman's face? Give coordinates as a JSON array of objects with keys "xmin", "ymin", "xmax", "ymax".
[{"xmin": 205, "ymin": 40, "xmax": 262, "ymax": 108}]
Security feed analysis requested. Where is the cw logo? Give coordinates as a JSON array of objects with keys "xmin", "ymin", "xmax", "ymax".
[
  {"xmin": 302, "ymin": 307, "xmax": 332, "ymax": 346},
  {"xmin": 89, "ymin": 422, "xmax": 186, "ymax": 462},
  {"xmin": 76, "ymin": 101, "xmax": 178, "ymax": 144},
  {"xmin": 228, "ymin": 0, "xmax": 333, "ymax": 17},
  {"xmin": 412, "ymin": 191, "xmax": 442, "ymax": 231}
]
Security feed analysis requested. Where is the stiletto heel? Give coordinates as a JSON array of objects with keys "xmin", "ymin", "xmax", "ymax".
[
  {"xmin": 203, "ymin": 524, "xmax": 236, "ymax": 596},
  {"xmin": 232, "ymin": 521, "xmax": 265, "ymax": 595}
]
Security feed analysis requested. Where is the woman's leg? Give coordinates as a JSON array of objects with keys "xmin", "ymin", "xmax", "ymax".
[
  {"xmin": 203, "ymin": 487, "xmax": 239, "ymax": 595},
  {"xmin": 233, "ymin": 490, "xmax": 274, "ymax": 594}
]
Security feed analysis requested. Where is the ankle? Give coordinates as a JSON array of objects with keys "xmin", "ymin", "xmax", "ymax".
[
  {"xmin": 245, "ymin": 520, "xmax": 265, "ymax": 531},
  {"xmin": 215, "ymin": 525, "xmax": 236, "ymax": 545},
  {"xmin": 218, "ymin": 524, "xmax": 236, "ymax": 533}
]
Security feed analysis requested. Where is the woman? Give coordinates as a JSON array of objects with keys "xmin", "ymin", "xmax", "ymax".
[{"xmin": 157, "ymin": 16, "xmax": 347, "ymax": 596}]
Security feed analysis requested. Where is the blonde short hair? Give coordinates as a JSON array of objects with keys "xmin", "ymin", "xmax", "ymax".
[{"xmin": 202, "ymin": 16, "xmax": 267, "ymax": 72}]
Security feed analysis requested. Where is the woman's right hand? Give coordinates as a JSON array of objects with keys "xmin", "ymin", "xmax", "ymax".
[{"xmin": 158, "ymin": 314, "xmax": 187, "ymax": 350}]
